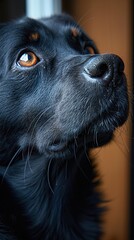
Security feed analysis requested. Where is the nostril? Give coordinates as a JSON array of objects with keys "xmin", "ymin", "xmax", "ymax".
[
  {"xmin": 86, "ymin": 62, "xmax": 108, "ymax": 78},
  {"xmin": 84, "ymin": 57, "xmax": 111, "ymax": 83}
]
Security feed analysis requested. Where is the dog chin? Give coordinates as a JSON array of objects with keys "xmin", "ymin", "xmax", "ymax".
[
  {"xmin": 89, "ymin": 131, "xmax": 114, "ymax": 148},
  {"xmin": 37, "ymin": 130, "xmax": 113, "ymax": 158}
]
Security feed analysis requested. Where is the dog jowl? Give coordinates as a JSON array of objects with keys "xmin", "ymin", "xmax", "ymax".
[{"xmin": 0, "ymin": 14, "xmax": 128, "ymax": 240}]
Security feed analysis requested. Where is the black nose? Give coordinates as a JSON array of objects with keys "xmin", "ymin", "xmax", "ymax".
[{"xmin": 83, "ymin": 54, "xmax": 124, "ymax": 85}]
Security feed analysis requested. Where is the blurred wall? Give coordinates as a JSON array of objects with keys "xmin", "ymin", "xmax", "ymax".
[{"xmin": 63, "ymin": 0, "xmax": 132, "ymax": 240}]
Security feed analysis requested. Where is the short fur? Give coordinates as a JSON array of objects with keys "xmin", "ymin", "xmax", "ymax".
[{"xmin": 0, "ymin": 14, "xmax": 128, "ymax": 240}]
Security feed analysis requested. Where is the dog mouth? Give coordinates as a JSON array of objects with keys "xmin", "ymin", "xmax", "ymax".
[
  {"xmin": 43, "ymin": 95, "xmax": 128, "ymax": 156},
  {"xmin": 46, "ymin": 124, "xmax": 113, "ymax": 155},
  {"xmin": 46, "ymin": 133, "xmax": 86, "ymax": 155},
  {"xmin": 45, "ymin": 99, "xmax": 128, "ymax": 155},
  {"xmin": 45, "ymin": 139, "xmax": 77, "ymax": 158},
  {"xmin": 47, "ymin": 139, "xmax": 67, "ymax": 152}
]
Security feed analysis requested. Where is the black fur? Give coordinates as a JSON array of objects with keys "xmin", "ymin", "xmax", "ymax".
[{"xmin": 0, "ymin": 14, "xmax": 128, "ymax": 239}]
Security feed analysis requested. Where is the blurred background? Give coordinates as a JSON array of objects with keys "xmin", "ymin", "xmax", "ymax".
[{"xmin": 0, "ymin": 0, "xmax": 133, "ymax": 239}]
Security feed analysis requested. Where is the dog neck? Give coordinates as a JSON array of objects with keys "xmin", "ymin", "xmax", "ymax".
[{"xmin": 0, "ymin": 151, "xmax": 102, "ymax": 239}]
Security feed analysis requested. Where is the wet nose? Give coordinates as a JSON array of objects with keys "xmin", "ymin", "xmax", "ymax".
[{"xmin": 83, "ymin": 54, "xmax": 124, "ymax": 85}]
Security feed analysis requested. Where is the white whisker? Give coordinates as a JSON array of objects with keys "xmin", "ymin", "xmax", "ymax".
[{"xmin": 1, "ymin": 147, "xmax": 22, "ymax": 183}]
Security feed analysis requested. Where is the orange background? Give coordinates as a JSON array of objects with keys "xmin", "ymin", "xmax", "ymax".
[{"xmin": 63, "ymin": 0, "xmax": 132, "ymax": 239}]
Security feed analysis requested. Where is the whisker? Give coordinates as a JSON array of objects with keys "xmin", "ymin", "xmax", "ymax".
[
  {"xmin": 23, "ymin": 147, "xmax": 34, "ymax": 182},
  {"xmin": 47, "ymin": 158, "xmax": 54, "ymax": 194},
  {"xmin": 27, "ymin": 104, "xmax": 56, "ymax": 133},
  {"xmin": 73, "ymin": 144, "xmax": 89, "ymax": 181},
  {"xmin": 1, "ymin": 147, "xmax": 22, "ymax": 183}
]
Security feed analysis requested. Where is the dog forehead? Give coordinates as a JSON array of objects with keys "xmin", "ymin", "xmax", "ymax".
[
  {"xmin": 15, "ymin": 16, "xmax": 77, "ymax": 42},
  {"xmin": 2, "ymin": 18, "xmax": 52, "ymax": 46},
  {"xmin": 41, "ymin": 14, "xmax": 81, "ymax": 35},
  {"xmin": 0, "ymin": 16, "xmax": 82, "ymax": 45}
]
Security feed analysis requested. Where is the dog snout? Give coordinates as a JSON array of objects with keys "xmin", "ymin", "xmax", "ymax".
[{"xmin": 83, "ymin": 54, "xmax": 124, "ymax": 85}]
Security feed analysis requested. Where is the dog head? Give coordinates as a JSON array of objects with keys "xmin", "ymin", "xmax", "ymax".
[{"xmin": 0, "ymin": 14, "xmax": 128, "ymax": 159}]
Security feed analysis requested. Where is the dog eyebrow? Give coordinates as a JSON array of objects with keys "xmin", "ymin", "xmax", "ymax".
[
  {"xmin": 29, "ymin": 32, "xmax": 40, "ymax": 41},
  {"xmin": 70, "ymin": 27, "xmax": 80, "ymax": 38}
]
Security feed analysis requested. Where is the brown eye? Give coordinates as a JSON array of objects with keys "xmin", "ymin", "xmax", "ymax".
[{"xmin": 18, "ymin": 52, "xmax": 39, "ymax": 67}]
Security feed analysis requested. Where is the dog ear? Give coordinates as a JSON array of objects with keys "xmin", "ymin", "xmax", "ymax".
[
  {"xmin": 0, "ymin": 21, "xmax": 8, "ymax": 27},
  {"xmin": 0, "ymin": 22, "xmax": 8, "ymax": 38}
]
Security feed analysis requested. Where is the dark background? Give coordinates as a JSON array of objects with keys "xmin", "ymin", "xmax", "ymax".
[{"xmin": 0, "ymin": 0, "xmax": 25, "ymax": 22}]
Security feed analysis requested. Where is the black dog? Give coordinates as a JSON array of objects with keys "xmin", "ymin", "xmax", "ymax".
[{"xmin": 0, "ymin": 14, "xmax": 128, "ymax": 240}]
